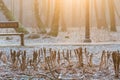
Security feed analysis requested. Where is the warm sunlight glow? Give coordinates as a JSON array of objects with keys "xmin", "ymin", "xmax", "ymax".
[
  {"xmin": 1, "ymin": 0, "xmax": 120, "ymax": 29},
  {"xmin": 0, "ymin": 1, "xmax": 120, "ymax": 79}
]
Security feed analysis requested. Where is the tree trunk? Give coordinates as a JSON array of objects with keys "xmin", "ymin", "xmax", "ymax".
[
  {"xmin": 108, "ymin": 0, "xmax": 116, "ymax": 32},
  {"xmin": 84, "ymin": 0, "xmax": 91, "ymax": 42},
  {"xmin": 72, "ymin": 0, "xmax": 76, "ymax": 27},
  {"xmin": 49, "ymin": 0, "xmax": 60, "ymax": 37},
  {"xmin": 60, "ymin": 0, "xmax": 67, "ymax": 32},
  {"xmin": 93, "ymin": 0, "xmax": 101, "ymax": 28},
  {"xmin": 19, "ymin": 0, "xmax": 23, "ymax": 23},
  {"xmin": 60, "ymin": 12, "xmax": 67, "ymax": 32},
  {"xmin": 0, "ymin": 0, "xmax": 28, "ymax": 33},
  {"xmin": 42, "ymin": 0, "xmax": 47, "ymax": 26},
  {"xmin": 34, "ymin": 0, "xmax": 46, "ymax": 34},
  {"xmin": 79, "ymin": 0, "xmax": 82, "ymax": 27},
  {"xmin": 101, "ymin": 0, "xmax": 107, "ymax": 28},
  {"xmin": 46, "ymin": 0, "xmax": 50, "ymax": 27}
]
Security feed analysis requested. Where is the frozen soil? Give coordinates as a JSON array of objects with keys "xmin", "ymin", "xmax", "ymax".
[
  {"xmin": 0, "ymin": 27, "xmax": 120, "ymax": 79},
  {"xmin": 0, "ymin": 45, "xmax": 120, "ymax": 80},
  {"xmin": 0, "ymin": 27, "xmax": 120, "ymax": 45}
]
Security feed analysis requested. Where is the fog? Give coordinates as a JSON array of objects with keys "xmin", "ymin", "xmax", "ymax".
[{"xmin": 0, "ymin": 0, "xmax": 120, "ymax": 27}]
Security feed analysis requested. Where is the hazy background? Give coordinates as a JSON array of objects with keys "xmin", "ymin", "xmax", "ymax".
[{"xmin": 0, "ymin": 0, "xmax": 120, "ymax": 28}]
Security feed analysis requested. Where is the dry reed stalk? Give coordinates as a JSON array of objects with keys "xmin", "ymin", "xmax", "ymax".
[
  {"xmin": 84, "ymin": 48, "xmax": 89, "ymax": 65},
  {"xmin": 76, "ymin": 48, "xmax": 83, "ymax": 67},
  {"xmin": 46, "ymin": 56, "xmax": 58, "ymax": 80},
  {"xmin": 99, "ymin": 50, "xmax": 108, "ymax": 71},
  {"xmin": 112, "ymin": 51, "xmax": 120, "ymax": 78},
  {"xmin": 20, "ymin": 50, "xmax": 27, "ymax": 71},
  {"xmin": 88, "ymin": 54, "xmax": 93, "ymax": 67},
  {"xmin": 57, "ymin": 50, "xmax": 60, "ymax": 65}
]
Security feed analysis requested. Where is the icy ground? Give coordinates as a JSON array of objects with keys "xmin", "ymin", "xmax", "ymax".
[
  {"xmin": 0, "ymin": 27, "xmax": 120, "ymax": 46},
  {"xmin": 0, "ymin": 45, "xmax": 120, "ymax": 80},
  {"xmin": 0, "ymin": 27, "xmax": 120, "ymax": 79}
]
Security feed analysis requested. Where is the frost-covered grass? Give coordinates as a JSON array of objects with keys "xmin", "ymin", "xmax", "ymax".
[
  {"xmin": 0, "ymin": 45, "xmax": 119, "ymax": 80},
  {"xmin": 0, "ymin": 27, "xmax": 120, "ymax": 46},
  {"xmin": 0, "ymin": 27, "xmax": 120, "ymax": 79}
]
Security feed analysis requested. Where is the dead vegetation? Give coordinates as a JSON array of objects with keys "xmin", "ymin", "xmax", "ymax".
[{"xmin": 0, "ymin": 47, "xmax": 119, "ymax": 79}]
